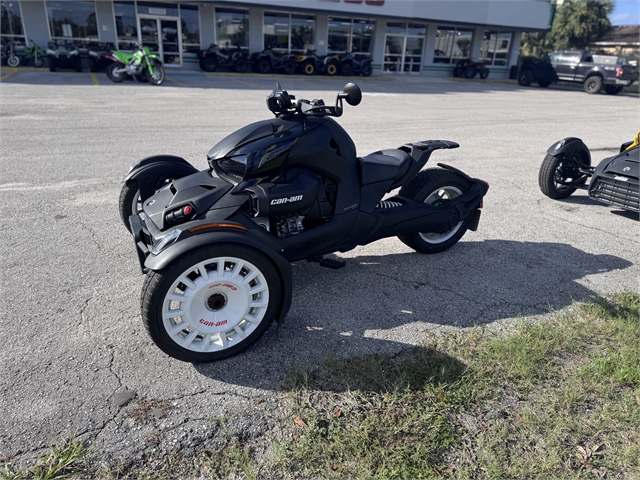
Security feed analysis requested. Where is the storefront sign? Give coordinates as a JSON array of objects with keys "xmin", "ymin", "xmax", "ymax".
[{"xmin": 148, "ymin": 7, "xmax": 167, "ymax": 15}]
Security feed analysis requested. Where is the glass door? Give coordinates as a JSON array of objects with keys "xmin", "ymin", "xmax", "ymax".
[
  {"xmin": 137, "ymin": 15, "xmax": 182, "ymax": 66},
  {"xmin": 383, "ymin": 35, "xmax": 423, "ymax": 73}
]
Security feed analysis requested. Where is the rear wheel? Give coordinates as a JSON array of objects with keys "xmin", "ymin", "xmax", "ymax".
[
  {"xmin": 303, "ymin": 60, "xmax": 315, "ymax": 75},
  {"xmin": 463, "ymin": 66, "xmax": 476, "ymax": 78},
  {"xmin": 517, "ymin": 69, "xmax": 533, "ymax": 86},
  {"xmin": 584, "ymin": 76, "xmax": 603, "ymax": 94},
  {"xmin": 106, "ymin": 62, "xmax": 125, "ymax": 82},
  {"xmin": 281, "ymin": 59, "xmax": 295, "ymax": 75},
  {"xmin": 141, "ymin": 244, "xmax": 282, "ymax": 363},
  {"xmin": 538, "ymin": 151, "xmax": 590, "ymax": 199},
  {"xmin": 234, "ymin": 57, "xmax": 249, "ymax": 73},
  {"xmin": 256, "ymin": 58, "xmax": 271, "ymax": 74},
  {"xmin": 341, "ymin": 62, "xmax": 353, "ymax": 76},
  {"xmin": 200, "ymin": 56, "xmax": 217, "ymax": 72},
  {"xmin": 398, "ymin": 169, "xmax": 474, "ymax": 254},
  {"xmin": 361, "ymin": 62, "xmax": 373, "ymax": 77},
  {"xmin": 479, "ymin": 67, "xmax": 490, "ymax": 79},
  {"xmin": 326, "ymin": 61, "xmax": 338, "ymax": 76}
]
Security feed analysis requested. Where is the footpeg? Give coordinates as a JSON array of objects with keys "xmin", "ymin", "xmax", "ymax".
[{"xmin": 307, "ymin": 255, "xmax": 346, "ymax": 269}]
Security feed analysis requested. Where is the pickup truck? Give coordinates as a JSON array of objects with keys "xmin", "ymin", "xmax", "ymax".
[{"xmin": 518, "ymin": 50, "xmax": 638, "ymax": 95}]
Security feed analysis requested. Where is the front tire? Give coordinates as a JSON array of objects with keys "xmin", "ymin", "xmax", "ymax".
[
  {"xmin": 463, "ymin": 66, "xmax": 476, "ymax": 79},
  {"xmin": 281, "ymin": 59, "xmax": 295, "ymax": 75},
  {"xmin": 538, "ymin": 151, "xmax": 590, "ymax": 199},
  {"xmin": 256, "ymin": 58, "xmax": 271, "ymax": 74},
  {"xmin": 397, "ymin": 169, "xmax": 474, "ymax": 254},
  {"xmin": 361, "ymin": 62, "xmax": 373, "ymax": 77},
  {"xmin": 234, "ymin": 57, "xmax": 249, "ymax": 73},
  {"xmin": 141, "ymin": 244, "xmax": 283, "ymax": 363},
  {"xmin": 517, "ymin": 69, "xmax": 533, "ymax": 86},
  {"xmin": 7, "ymin": 54, "xmax": 19, "ymax": 67},
  {"xmin": 326, "ymin": 61, "xmax": 338, "ymax": 76},
  {"xmin": 302, "ymin": 60, "xmax": 315, "ymax": 75},
  {"xmin": 147, "ymin": 62, "xmax": 165, "ymax": 85},
  {"xmin": 118, "ymin": 180, "xmax": 142, "ymax": 232},
  {"xmin": 479, "ymin": 67, "xmax": 489, "ymax": 79},
  {"xmin": 584, "ymin": 76, "xmax": 603, "ymax": 94},
  {"xmin": 200, "ymin": 56, "xmax": 217, "ymax": 72},
  {"xmin": 341, "ymin": 62, "xmax": 353, "ymax": 76}
]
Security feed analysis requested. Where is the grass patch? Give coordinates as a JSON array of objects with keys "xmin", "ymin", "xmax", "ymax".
[{"xmin": 2, "ymin": 293, "xmax": 638, "ymax": 479}]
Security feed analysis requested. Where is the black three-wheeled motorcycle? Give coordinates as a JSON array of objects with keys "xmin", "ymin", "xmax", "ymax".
[{"xmin": 120, "ymin": 83, "xmax": 489, "ymax": 362}]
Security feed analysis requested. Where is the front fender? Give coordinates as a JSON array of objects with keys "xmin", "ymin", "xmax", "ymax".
[
  {"xmin": 546, "ymin": 137, "xmax": 592, "ymax": 165},
  {"xmin": 124, "ymin": 155, "xmax": 199, "ymax": 200},
  {"xmin": 145, "ymin": 230, "xmax": 293, "ymax": 324}
]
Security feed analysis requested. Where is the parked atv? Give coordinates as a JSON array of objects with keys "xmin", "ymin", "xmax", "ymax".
[
  {"xmin": 251, "ymin": 48, "xmax": 296, "ymax": 74},
  {"xmin": 105, "ymin": 44, "xmax": 165, "ymax": 85},
  {"xmin": 295, "ymin": 50, "xmax": 341, "ymax": 75},
  {"xmin": 87, "ymin": 42, "xmax": 116, "ymax": 72},
  {"xmin": 198, "ymin": 44, "xmax": 249, "ymax": 73},
  {"xmin": 339, "ymin": 52, "xmax": 373, "ymax": 77},
  {"xmin": 46, "ymin": 40, "xmax": 81, "ymax": 72},
  {"xmin": 453, "ymin": 59, "xmax": 489, "ymax": 79},
  {"xmin": 539, "ymin": 131, "xmax": 639, "ymax": 213},
  {"xmin": 119, "ymin": 82, "xmax": 489, "ymax": 362}
]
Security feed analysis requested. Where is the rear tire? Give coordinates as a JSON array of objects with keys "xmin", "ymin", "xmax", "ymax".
[
  {"xmin": 397, "ymin": 169, "xmax": 474, "ymax": 254},
  {"xmin": 234, "ymin": 57, "xmax": 249, "ymax": 73},
  {"xmin": 538, "ymin": 151, "xmax": 590, "ymax": 199},
  {"xmin": 341, "ymin": 62, "xmax": 353, "ymax": 76},
  {"xmin": 200, "ymin": 56, "xmax": 217, "ymax": 72},
  {"xmin": 141, "ymin": 244, "xmax": 282, "ymax": 363},
  {"xmin": 584, "ymin": 76, "xmax": 603, "ymax": 94},
  {"xmin": 303, "ymin": 60, "xmax": 315, "ymax": 75},
  {"xmin": 256, "ymin": 58, "xmax": 271, "ymax": 74},
  {"xmin": 479, "ymin": 67, "xmax": 489, "ymax": 79},
  {"xmin": 281, "ymin": 59, "xmax": 295, "ymax": 75},
  {"xmin": 361, "ymin": 62, "xmax": 372, "ymax": 77},
  {"xmin": 463, "ymin": 66, "xmax": 476, "ymax": 79},
  {"xmin": 106, "ymin": 62, "xmax": 125, "ymax": 82}
]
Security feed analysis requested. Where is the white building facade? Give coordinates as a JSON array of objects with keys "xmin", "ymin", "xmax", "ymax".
[{"xmin": 1, "ymin": 0, "xmax": 555, "ymax": 77}]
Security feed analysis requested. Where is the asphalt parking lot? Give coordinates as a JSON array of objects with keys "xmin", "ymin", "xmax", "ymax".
[{"xmin": 1, "ymin": 67, "xmax": 638, "ymax": 465}]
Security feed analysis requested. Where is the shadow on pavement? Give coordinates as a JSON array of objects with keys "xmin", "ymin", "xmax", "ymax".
[{"xmin": 194, "ymin": 239, "xmax": 632, "ymax": 389}]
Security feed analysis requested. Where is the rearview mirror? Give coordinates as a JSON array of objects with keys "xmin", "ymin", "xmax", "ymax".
[{"xmin": 340, "ymin": 83, "xmax": 362, "ymax": 106}]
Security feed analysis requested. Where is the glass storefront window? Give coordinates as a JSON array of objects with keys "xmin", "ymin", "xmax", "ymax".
[
  {"xmin": 180, "ymin": 4, "xmax": 199, "ymax": 53},
  {"xmin": 291, "ymin": 14, "xmax": 314, "ymax": 52},
  {"xmin": 386, "ymin": 22, "xmax": 405, "ymax": 35},
  {"xmin": 481, "ymin": 31, "xmax": 512, "ymax": 65},
  {"xmin": 328, "ymin": 17, "xmax": 374, "ymax": 54},
  {"xmin": 264, "ymin": 12, "xmax": 314, "ymax": 53},
  {"xmin": 46, "ymin": 0, "xmax": 98, "ymax": 40},
  {"xmin": 434, "ymin": 26, "xmax": 473, "ymax": 64},
  {"xmin": 383, "ymin": 22, "xmax": 425, "ymax": 73},
  {"xmin": 114, "ymin": 1, "xmax": 137, "ymax": 49},
  {"xmin": 215, "ymin": 7, "xmax": 248, "ymax": 49},
  {"xmin": 1, "ymin": 1, "xmax": 24, "ymax": 40},
  {"xmin": 264, "ymin": 12, "xmax": 289, "ymax": 51}
]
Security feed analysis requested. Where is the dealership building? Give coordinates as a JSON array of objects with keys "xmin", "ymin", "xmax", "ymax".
[{"xmin": 1, "ymin": 0, "xmax": 554, "ymax": 77}]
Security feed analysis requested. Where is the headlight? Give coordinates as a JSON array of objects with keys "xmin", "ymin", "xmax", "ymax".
[
  {"xmin": 151, "ymin": 229, "xmax": 181, "ymax": 256},
  {"xmin": 554, "ymin": 140, "xmax": 565, "ymax": 151}
]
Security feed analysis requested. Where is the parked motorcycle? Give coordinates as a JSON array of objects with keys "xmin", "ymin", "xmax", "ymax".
[
  {"xmin": 339, "ymin": 52, "xmax": 373, "ymax": 77},
  {"xmin": 453, "ymin": 59, "xmax": 489, "ymax": 79},
  {"xmin": 46, "ymin": 40, "xmax": 81, "ymax": 72},
  {"xmin": 198, "ymin": 44, "xmax": 249, "ymax": 73},
  {"xmin": 119, "ymin": 83, "xmax": 489, "ymax": 363},
  {"xmin": 105, "ymin": 44, "xmax": 165, "ymax": 85},
  {"xmin": 4, "ymin": 39, "xmax": 20, "ymax": 67},
  {"xmin": 19, "ymin": 39, "xmax": 45, "ymax": 67},
  {"xmin": 251, "ymin": 48, "xmax": 296, "ymax": 75}
]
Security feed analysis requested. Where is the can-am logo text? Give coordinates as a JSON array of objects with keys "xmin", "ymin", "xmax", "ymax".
[{"xmin": 271, "ymin": 195, "xmax": 303, "ymax": 205}]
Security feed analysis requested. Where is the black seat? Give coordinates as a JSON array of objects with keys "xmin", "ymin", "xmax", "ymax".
[{"xmin": 358, "ymin": 149, "xmax": 412, "ymax": 186}]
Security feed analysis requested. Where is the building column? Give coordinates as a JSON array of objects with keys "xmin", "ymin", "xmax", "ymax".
[
  {"xmin": 371, "ymin": 18, "xmax": 386, "ymax": 73},
  {"xmin": 422, "ymin": 24, "xmax": 437, "ymax": 65},
  {"xmin": 200, "ymin": 4, "xmax": 215, "ymax": 49},
  {"xmin": 95, "ymin": 1, "xmax": 117, "ymax": 44},
  {"xmin": 18, "ymin": 0, "xmax": 49, "ymax": 48},
  {"xmin": 315, "ymin": 14, "xmax": 328, "ymax": 55},
  {"xmin": 249, "ymin": 8, "xmax": 263, "ymax": 54},
  {"xmin": 470, "ymin": 27, "xmax": 484, "ymax": 61},
  {"xmin": 509, "ymin": 31, "xmax": 522, "ymax": 66}
]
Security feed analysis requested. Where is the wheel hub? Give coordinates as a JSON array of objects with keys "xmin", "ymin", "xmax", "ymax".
[{"xmin": 206, "ymin": 292, "xmax": 227, "ymax": 311}]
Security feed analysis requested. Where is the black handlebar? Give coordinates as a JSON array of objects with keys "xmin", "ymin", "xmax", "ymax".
[{"xmin": 267, "ymin": 85, "xmax": 350, "ymax": 118}]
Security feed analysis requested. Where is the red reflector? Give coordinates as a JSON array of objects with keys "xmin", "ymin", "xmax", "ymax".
[
  {"xmin": 183, "ymin": 205, "xmax": 193, "ymax": 215},
  {"xmin": 616, "ymin": 67, "xmax": 624, "ymax": 77}
]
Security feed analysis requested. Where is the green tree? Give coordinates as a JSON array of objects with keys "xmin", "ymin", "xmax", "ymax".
[{"xmin": 521, "ymin": 0, "xmax": 613, "ymax": 57}]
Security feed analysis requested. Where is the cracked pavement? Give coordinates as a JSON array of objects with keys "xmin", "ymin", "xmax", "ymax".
[{"xmin": 0, "ymin": 73, "xmax": 638, "ymax": 465}]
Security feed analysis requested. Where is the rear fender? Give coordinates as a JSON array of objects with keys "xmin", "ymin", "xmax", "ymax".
[
  {"xmin": 546, "ymin": 137, "xmax": 591, "ymax": 165},
  {"xmin": 124, "ymin": 155, "xmax": 199, "ymax": 200},
  {"xmin": 145, "ymin": 230, "xmax": 293, "ymax": 324}
]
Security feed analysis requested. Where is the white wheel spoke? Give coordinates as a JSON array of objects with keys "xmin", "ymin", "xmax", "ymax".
[
  {"xmin": 244, "ymin": 314, "xmax": 260, "ymax": 324},
  {"xmin": 231, "ymin": 260, "xmax": 245, "ymax": 279},
  {"xmin": 249, "ymin": 301, "xmax": 268, "ymax": 308},
  {"xmin": 198, "ymin": 262, "xmax": 209, "ymax": 281},
  {"xmin": 201, "ymin": 333, "xmax": 212, "ymax": 352},
  {"xmin": 234, "ymin": 326, "xmax": 246, "ymax": 338},
  {"xmin": 167, "ymin": 293, "xmax": 187, "ymax": 302},
  {"xmin": 217, "ymin": 258, "xmax": 226, "ymax": 277},
  {"xmin": 180, "ymin": 277, "xmax": 197, "ymax": 291},
  {"xmin": 163, "ymin": 308, "xmax": 186, "ymax": 320},
  {"xmin": 168, "ymin": 322, "xmax": 188, "ymax": 336},
  {"xmin": 249, "ymin": 285, "xmax": 267, "ymax": 295},
  {"xmin": 219, "ymin": 333, "xmax": 228, "ymax": 348},
  {"xmin": 242, "ymin": 270, "xmax": 259, "ymax": 285},
  {"xmin": 183, "ymin": 330, "xmax": 198, "ymax": 347}
]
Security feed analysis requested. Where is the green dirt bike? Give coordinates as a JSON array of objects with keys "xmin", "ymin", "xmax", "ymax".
[
  {"xmin": 21, "ymin": 39, "xmax": 46, "ymax": 67},
  {"xmin": 105, "ymin": 44, "xmax": 165, "ymax": 85}
]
